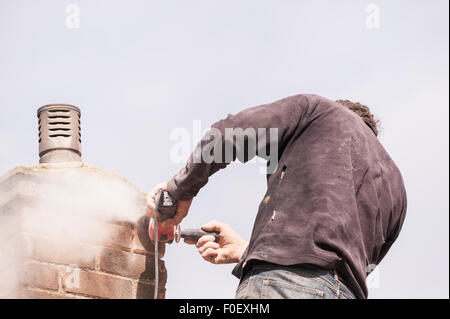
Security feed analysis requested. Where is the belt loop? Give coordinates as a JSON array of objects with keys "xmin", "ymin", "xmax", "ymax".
[{"xmin": 334, "ymin": 271, "xmax": 341, "ymax": 298}]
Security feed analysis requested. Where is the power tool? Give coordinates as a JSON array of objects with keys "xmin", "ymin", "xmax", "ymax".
[{"xmin": 149, "ymin": 189, "xmax": 220, "ymax": 299}]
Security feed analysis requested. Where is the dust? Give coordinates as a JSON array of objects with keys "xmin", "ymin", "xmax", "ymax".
[{"xmin": 0, "ymin": 165, "xmax": 147, "ymax": 297}]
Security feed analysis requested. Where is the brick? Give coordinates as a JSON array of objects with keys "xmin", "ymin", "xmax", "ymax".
[
  {"xmin": 99, "ymin": 247, "xmax": 166, "ymax": 282},
  {"xmin": 101, "ymin": 222, "xmax": 134, "ymax": 249},
  {"xmin": 22, "ymin": 214, "xmax": 134, "ymax": 250},
  {"xmin": 132, "ymin": 235, "xmax": 165, "ymax": 257},
  {"xmin": 21, "ymin": 208, "xmax": 62, "ymax": 237},
  {"xmin": 99, "ymin": 247, "xmax": 147, "ymax": 279},
  {"xmin": 63, "ymin": 269, "xmax": 132, "ymax": 299},
  {"xmin": 18, "ymin": 288, "xmax": 88, "ymax": 299},
  {"xmin": 59, "ymin": 218, "xmax": 134, "ymax": 249},
  {"xmin": 24, "ymin": 261, "xmax": 59, "ymax": 290},
  {"xmin": 27, "ymin": 234, "xmax": 99, "ymax": 269}
]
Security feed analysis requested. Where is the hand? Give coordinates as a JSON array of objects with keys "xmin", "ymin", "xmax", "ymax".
[
  {"xmin": 188, "ymin": 221, "xmax": 248, "ymax": 264},
  {"xmin": 146, "ymin": 181, "xmax": 192, "ymax": 227}
]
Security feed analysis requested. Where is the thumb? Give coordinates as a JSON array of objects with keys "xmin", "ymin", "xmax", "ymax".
[{"xmin": 201, "ymin": 220, "xmax": 223, "ymax": 232}]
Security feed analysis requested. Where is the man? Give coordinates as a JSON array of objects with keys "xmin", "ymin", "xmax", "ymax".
[{"xmin": 147, "ymin": 94, "xmax": 407, "ymax": 299}]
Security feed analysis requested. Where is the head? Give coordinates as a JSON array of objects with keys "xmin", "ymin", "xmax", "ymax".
[{"xmin": 336, "ymin": 100, "xmax": 379, "ymax": 136}]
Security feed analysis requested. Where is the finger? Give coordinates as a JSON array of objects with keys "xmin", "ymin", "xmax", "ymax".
[
  {"xmin": 198, "ymin": 241, "xmax": 219, "ymax": 254},
  {"xmin": 150, "ymin": 182, "xmax": 168, "ymax": 197},
  {"xmin": 146, "ymin": 194, "xmax": 155, "ymax": 214},
  {"xmin": 184, "ymin": 239, "xmax": 196, "ymax": 245},
  {"xmin": 155, "ymin": 182, "xmax": 168, "ymax": 192},
  {"xmin": 201, "ymin": 220, "xmax": 223, "ymax": 232},
  {"xmin": 149, "ymin": 188, "xmax": 159, "ymax": 197},
  {"xmin": 196, "ymin": 235, "xmax": 216, "ymax": 248},
  {"xmin": 146, "ymin": 193, "xmax": 155, "ymax": 207},
  {"xmin": 205, "ymin": 255, "xmax": 217, "ymax": 264},
  {"xmin": 201, "ymin": 248, "xmax": 218, "ymax": 262}
]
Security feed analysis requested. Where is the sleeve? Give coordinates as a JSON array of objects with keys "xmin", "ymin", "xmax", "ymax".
[
  {"xmin": 376, "ymin": 179, "xmax": 407, "ymax": 264},
  {"xmin": 167, "ymin": 94, "xmax": 312, "ymax": 201}
]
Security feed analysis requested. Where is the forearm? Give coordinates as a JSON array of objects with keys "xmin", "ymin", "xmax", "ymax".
[
  {"xmin": 167, "ymin": 152, "xmax": 227, "ymax": 201},
  {"xmin": 168, "ymin": 95, "xmax": 309, "ymax": 201}
]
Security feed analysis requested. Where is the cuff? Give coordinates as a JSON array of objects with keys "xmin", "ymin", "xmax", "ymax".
[{"xmin": 167, "ymin": 176, "xmax": 194, "ymax": 202}]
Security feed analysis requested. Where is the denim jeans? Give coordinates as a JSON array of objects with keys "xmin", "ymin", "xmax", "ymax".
[{"xmin": 235, "ymin": 262, "xmax": 355, "ymax": 299}]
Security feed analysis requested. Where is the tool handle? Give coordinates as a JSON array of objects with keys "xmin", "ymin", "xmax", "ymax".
[
  {"xmin": 181, "ymin": 228, "xmax": 220, "ymax": 243},
  {"xmin": 156, "ymin": 190, "xmax": 178, "ymax": 222}
]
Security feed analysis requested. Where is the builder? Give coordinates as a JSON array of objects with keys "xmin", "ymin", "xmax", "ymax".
[{"xmin": 147, "ymin": 94, "xmax": 407, "ymax": 299}]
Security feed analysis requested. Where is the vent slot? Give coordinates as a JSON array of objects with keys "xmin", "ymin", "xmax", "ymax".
[
  {"xmin": 48, "ymin": 115, "xmax": 70, "ymax": 119},
  {"xmin": 49, "ymin": 134, "xmax": 71, "ymax": 138},
  {"xmin": 49, "ymin": 122, "xmax": 71, "ymax": 125},
  {"xmin": 49, "ymin": 128, "xmax": 70, "ymax": 131},
  {"xmin": 48, "ymin": 109, "xmax": 70, "ymax": 113}
]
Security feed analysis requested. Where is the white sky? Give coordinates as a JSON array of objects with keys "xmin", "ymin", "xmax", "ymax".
[{"xmin": 0, "ymin": 0, "xmax": 448, "ymax": 298}]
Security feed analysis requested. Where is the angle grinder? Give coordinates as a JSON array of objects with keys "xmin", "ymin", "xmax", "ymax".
[
  {"xmin": 149, "ymin": 189, "xmax": 220, "ymax": 299},
  {"xmin": 148, "ymin": 190, "xmax": 220, "ymax": 244}
]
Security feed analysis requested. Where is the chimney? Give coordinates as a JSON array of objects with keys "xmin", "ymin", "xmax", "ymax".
[
  {"xmin": 0, "ymin": 105, "xmax": 167, "ymax": 299},
  {"xmin": 38, "ymin": 104, "xmax": 82, "ymax": 163}
]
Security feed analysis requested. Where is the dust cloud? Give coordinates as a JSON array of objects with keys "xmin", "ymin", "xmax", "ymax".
[{"xmin": 0, "ymin": 165, "xmax": 148, "ymax": 297}]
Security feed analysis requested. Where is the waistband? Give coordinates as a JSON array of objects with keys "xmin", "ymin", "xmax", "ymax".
[{"xmin": 245, "ymin": 260, "xmax": 346, "ymax": 289}]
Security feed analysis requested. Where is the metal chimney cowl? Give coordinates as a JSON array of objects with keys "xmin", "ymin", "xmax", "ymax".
[{"xmin": 38, "ymin": 104, "xmax": 82, "ymax": 164}]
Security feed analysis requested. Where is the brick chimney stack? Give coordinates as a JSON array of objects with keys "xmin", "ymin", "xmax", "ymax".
[{"xmin": 0, "ymin": 105, "xmax": 167, "ymax": 299}]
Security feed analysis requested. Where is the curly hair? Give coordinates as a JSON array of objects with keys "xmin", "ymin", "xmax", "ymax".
[{"xmin": 336, "ymin": 100, "xmax": 379, "ymax": 136}]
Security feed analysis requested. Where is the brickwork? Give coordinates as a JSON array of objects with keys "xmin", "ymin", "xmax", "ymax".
[{"xmin": 0, "ymin": 163, "xmax": 167, "ymax": 299}]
